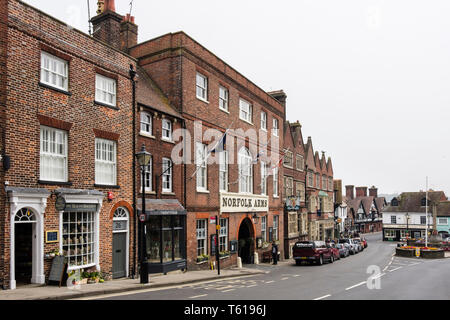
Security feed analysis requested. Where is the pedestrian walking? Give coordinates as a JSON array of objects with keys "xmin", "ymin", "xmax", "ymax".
[{"xmin": 272, "ymin": 241, "xmax": 278, "ymax": 265}]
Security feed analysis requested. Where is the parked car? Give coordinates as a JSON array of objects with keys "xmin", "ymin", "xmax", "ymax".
[
  {"xmin": 329, "ymin": 243, "xmax": 341, "ymax": 260},
  {"xmin": 293, "ymin": 241, "xmax": 335, "ymax": 266},
  {"xmin": 360, "ymin": 237, "xmax": 368, "ymax": 248},
  {"xmin": 338, "ymin": 238, "xmax": 358, "ymax": 255},
  {"xmin": 353, "ymin": 239, "xmax": 364, "ymax": 252},
  {"xmin": 336, "ymin": 243, "xmax": 350, "ymax": 258}
]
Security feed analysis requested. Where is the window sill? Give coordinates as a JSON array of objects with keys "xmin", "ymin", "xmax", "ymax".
[
  {"xmin": 39, "ymin": 82, "xmax": 72, "ymax": 96},
  {"xmin": 94, "ymin": 184, "xmax": 120, "ymax": 189},
  {"xmin": 94, "ymin": 100, "xmax": 119, "ymax": 110},
  {"xmin": 239, "ymin": 118, "xmax": 254, "ymax": 126},
  {"xmin": 161, "ymin": 192, "xmax": 175, "ymax": 196},
  {"xmin": 139, "ymin": 132, "xmax": 156, "ymax": 139},
  {"xmin": 38, "ymin": 180, "xmax": 72, "ymax": 186},
  {"xmin": 139, "ymin": 191, "xmax": 156, "ymax": 195},
  {"xmin": 197, "ymin": 190, "xmax": 210, "ymax": 194},
  {"xmin": 273, "ymin": 196, "xmax": 280, "ymax": 199},
  {"xmin": 219, "ymin": 108, "xmax": 230, "ymax": 114},
  {"xmin": 161, "ymin": 138, "xmax": 175, "ymax": 144},
  {"xmin": 196, "ymin": 97, "xmax": 210, "ymax": 104}
]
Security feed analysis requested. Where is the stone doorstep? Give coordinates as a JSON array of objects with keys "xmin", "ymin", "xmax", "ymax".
[{"xmin": 17, "ymin": 269, "xmax": 264, "ymax": 300}]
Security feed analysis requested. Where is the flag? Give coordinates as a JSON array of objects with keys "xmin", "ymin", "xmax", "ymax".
[{"xmin": 210, "ymin": 131, "xmax": 227, "ymax": 154}]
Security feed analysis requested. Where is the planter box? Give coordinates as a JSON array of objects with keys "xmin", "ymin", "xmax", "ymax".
[
  {"xmin": 420, "ymin": 249, "xmax": 445, "ymax": 259},
  {"xmin": 395, "ymin": 248, "xmax": 416, "ymax": 258}
]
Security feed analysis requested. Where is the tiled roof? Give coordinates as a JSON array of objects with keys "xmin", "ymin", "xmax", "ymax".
[{"xmin": 384, "ymin": 191, "xmax": 447, "ymax": 213}]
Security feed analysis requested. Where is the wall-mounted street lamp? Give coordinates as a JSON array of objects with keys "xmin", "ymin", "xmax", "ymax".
[
  {"xmin": 252, "ymin": 213, "xmax": 259, "ymax": 224},
  {"xmin": 135, "ymin": 143, "xmax": 151, "ymax": 284}
]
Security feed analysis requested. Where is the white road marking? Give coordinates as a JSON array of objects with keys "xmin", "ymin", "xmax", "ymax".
[
  {"xmin": 281, "ymin": 277, "xmax": 289, "ymax": 281},
  {"xmin": 246, "ymin": 284, "xmax": 258, "ymax": 288},
  {"xmin": 345, "ymin": 282, "xmax": 366, "ymax": 291},
  {"xmin": 383, "ymin": 266, "xmax": 389, "ymax": 272},
  {"xmin": 265, "ymin": 280, "xmax": 275, "ymax": 284},
  {"xmin": 389, "ymin": 267, "xmax": 403, "ymax": 272},
  {"xmin": 222, "ymin": 289, "xmax": 235, "ymax": 293},
  {"xmin": 190, "ymin": 294, "xmax": 208, "ymax": 299},
  {"xmin": 314, "ymin": 294, "xmax": 331, "ymax": 300}
]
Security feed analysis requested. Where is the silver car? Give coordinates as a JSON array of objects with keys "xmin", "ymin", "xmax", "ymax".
[{"xmin": 338, "ymin": 238, "xmax": 358, "ymax": 255}]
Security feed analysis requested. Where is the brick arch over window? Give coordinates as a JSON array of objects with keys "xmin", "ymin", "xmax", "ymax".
[{"xmin": 109, "ymin": 200, "xmax": 133, "ymax": 220}]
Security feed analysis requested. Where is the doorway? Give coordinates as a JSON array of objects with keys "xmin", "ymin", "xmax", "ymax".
[
  {"xmin": 238, "ymin": 218, "xmax": 254, "ymax": 264},
  {"xmin": 112, "ymin": 207, "xmax": 129, "ymax": 279},
  {"xmin": 14, "ymin": 220, "xmax": 34, "ymax": 286}
]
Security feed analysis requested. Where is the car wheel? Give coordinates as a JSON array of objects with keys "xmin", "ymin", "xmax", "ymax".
[
  {"xmin": 329, "ymin": 255, "xmax": 334, "ymax": 263},
  {"xmin": 318, "ymin": 255, "xmax": 323, "ymax": 265}
]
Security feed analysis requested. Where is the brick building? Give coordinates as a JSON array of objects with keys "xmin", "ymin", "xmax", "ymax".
[
  {"xmin": 128, "ymin": 32, "xmax": 286, "ymax": 269},
  {"xmin": 304, "ymin": 137, "xmax": 335, "ymax": 241},
  {"xmin": 346, "ymin": 185, "xmax": 386, "ymax": 235},
  {"xmin": 282, "ymin": 121, "xmax": 308, "ymax": 259},
  {"xmin": 0, "ymin": 0, "xmax": 137, "ymax": 289}
]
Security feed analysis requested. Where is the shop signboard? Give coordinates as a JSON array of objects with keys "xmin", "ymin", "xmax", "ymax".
[
  {"xmin": 64, "ymin": 203, "xmax": 98, "ymax": 212},
  {"xmin": 285, "ymin": 196, "xmax": 301, "ymax": 211},
  {"xmin": 55, "ymin": 196, "xmax": 66, "ymax": 211},
  {"xmin": 220, "ymin": 192, "xmax": 269, "ymax": 213}
]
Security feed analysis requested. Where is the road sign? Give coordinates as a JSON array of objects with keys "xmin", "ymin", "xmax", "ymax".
[
  {"xmin": 210, "ymin": 217, "xmax": 217, "ymax": 224},
  {"xmin": 139, "ymin": 214, "xmax": 146, "ymax": 222}
]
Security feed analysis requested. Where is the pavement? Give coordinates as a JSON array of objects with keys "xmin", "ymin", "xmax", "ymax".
[{"xmin": 0, "ymin": 264, "xmax": 270, "ymax": 300}]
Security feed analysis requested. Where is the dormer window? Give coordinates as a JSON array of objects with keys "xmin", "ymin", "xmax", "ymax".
[
  {"xmin": 391, "ymin": 198, "xmax": 399, "ymax": 207},
  {"xmin": 421, "ymin": 197, "xmax": 429, "ymax": 207}
]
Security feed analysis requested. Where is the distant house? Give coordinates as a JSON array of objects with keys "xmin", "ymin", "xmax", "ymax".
[
  {"xmin": 382, "ymin": 191, "xmax": 447, "ymax": 241},
  {"xmin": 345, "ymin": 186, "xmax": 386, "ymax": 235},
  {"xmin": 436, "ymin": 202, "xmax": 450, "ymax": 235}
]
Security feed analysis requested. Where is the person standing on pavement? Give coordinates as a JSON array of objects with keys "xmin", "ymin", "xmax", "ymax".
[{"xmin": 272, "ymin": 241, "xmax": 278, "ymax": 265}]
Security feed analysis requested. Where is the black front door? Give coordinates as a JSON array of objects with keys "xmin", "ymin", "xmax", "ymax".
[
  {"xmin": 112, "ymin": 233, "xmax": 127, "ymax": 279},
  {"xmin": 238, "ymin": 219, "xmax": 253, "ymax": 264},
  {"xmin": 15, "ymin": 223, "xmax": 33, "ymax": 285}
]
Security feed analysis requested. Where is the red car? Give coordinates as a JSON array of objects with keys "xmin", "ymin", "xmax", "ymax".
[
  {"xmin": 329, "ymin": 243, "xmax": 341, "ymax": 260},
  {"xmin": 293, "ymin": 241, "xmax": 335, "ymax": 265},
  {"xmin": 355, "ymin": 237, "xmax": 368, "ymax": 248}
]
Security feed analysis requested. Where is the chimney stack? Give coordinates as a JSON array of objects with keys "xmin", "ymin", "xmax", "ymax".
[
  {"xmin": 356, "ymin": 187, "xmax": 368, "ymax": 198},
  {"xmin": 91, "ymin": 0, "xmax": 138, "ymax": 52},
  {"xmin": 346, "ymin": 185, "xmax": 354, "ymax": 200},
  {"xmin": 369, "ymin": 186, "xmax": 378, "ymax": 198}
]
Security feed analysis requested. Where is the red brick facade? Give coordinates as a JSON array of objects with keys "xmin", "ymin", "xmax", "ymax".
[
  {"xmin": 130, "ymin": 32, "xmax": 286, "ymax": 269},
  {"xmin": 0, "ymin": 0, "xmax": 136, "ymax": 289}
]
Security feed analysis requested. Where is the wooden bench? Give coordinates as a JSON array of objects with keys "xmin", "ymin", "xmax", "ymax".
[{"xmin": 261, "ymin": 251, "xmax": 272, "ymax": 263}]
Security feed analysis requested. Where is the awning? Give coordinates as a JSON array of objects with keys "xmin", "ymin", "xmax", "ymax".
[{"xmin": 137, "ymin": 199, "xmax": 186, "ymax": 216}]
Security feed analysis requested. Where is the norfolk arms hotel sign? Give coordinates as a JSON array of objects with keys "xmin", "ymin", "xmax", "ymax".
[{"xmin": 220, "ymin": 192, "xmax": 269, "ymax": 213}]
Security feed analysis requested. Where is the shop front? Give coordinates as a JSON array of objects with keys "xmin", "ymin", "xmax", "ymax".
[{"xmin": 138, "ymin": 199, "xmax": 187, "ymax": 274}]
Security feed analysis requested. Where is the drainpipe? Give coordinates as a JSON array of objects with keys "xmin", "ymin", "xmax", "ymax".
[{"xmin": 130, "ymin": 65, "xmax": 137, "ymax": 279}]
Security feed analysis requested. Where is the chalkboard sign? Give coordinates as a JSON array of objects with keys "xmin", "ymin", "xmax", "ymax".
[{"xmin": 48, "ymin": 256, "xmax": 67, "ymax": 287}]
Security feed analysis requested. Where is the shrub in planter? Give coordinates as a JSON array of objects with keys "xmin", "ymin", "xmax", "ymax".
[
  {"xmin": 420, "ymin": 247, "xmax": 445, "ymax": 259},
  {"xmin": 196, "ymin": 254, "xmax": 209, "ymax": 263},
  {"xmin": 396, "ymin": 247, "xmax": 416, "ymax": 257}
]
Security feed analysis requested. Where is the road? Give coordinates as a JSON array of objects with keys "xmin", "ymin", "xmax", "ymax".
[{"xmin": 89, "ymin": 233, "xmax": 450, "ymax": 300}]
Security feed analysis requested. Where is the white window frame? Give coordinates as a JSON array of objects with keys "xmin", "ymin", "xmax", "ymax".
[
  {"xmin": 261, "ymin": 216, "xmax": 267, "ymax": 242},
  {"xmin": 284, "ymin": 150, "xmax": 293, "ymax": 168},
  {"xmin": 219, "ymin": 151, "xmax": 228, "ymax": 192},
  {"xmin": 239, "ymin": 98, "xmax": 253, "ymax": 124},
  {"xmin": 273, "ymin": 167, "xmax": 279, "ymax": 197},
  {"xmin": 219, "ymin": 218, "xmax": 228, "ymax": 253},
  {"xmin": 239, "ymin": 148, "xmax": 253, "ymax": 194},
  {"xmin": 141, "ymin": 158, "xmax": 152, "ymax": 192},
  {"xmin": 385, "ymin": 230, "xmax": 396, "ymax": 238},
  {"xmin": 95, "ymin": 138, "xmax": 117, "ymax": 186},
  {"xmin": 219, "ymin": 86, "xmax": 229, "ymax": 111},
  {"xmin": 140, "ymin": 111, "xmax": 153, "ymax": 136},
  {"xmin": 95, "ymin": 74, "xmax": 117, "ymax": 107},
  {"xmin": 322, "ymin": 175, "xmax": 327, "ymax": 191},
  {"xmin": 273, "ymin": 216, "xmax": 279, "ymax": 241},
  {"xmin": 162, "ymin": 158, "xmax": 172, "ymax": 193},
  {"xmin": 196, "ymin": 219, "xmax": 207, "ymax": 257},
  {"xmin": 196, "ymin": 143, "xmax": 208, "ymax": 192},
  {"xmin": 40, "ymin": 51, "xmax": 69, "ymax": 91},
  {"xmin": 196, "ymin": 73, "xmax": 208, "ymax": 101},
  {"xmin": 296, "ymin": 154, "xmax": 304, "ymax": 171},
  {"xmin": 391, "ymin": 216, "xmax": 397, "ymax": 224},
  {"xmin": 40, "ymin": 126, "xmax": 68, "ymax": 182},
  {"xmin": 162, "ymin": 119, "xmax": 173, "ymax": 141},
  {"xmin": 438, "ymin": 218, "xmax": 448, "ymax": 226},
  {"xmin": 261, "ymin": 162, "xmax": 268, "ymax": 196},
  {"xmin": 261, "ymin": 111, "xmax": 267, "ymax": 131},
  {"xmin": 273, "ymin": 118, "xmax": 279, "ymax": 136}
]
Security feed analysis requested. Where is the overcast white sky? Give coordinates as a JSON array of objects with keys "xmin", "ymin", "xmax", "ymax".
[{"xmin": 23, "ymin": 0, "xmax": 450, "ymax": 197}]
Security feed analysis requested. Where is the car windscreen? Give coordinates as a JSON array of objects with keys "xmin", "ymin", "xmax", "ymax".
[{"xmin": 338, "ymin": 239, "xmax": 349, "ymax": 244}]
